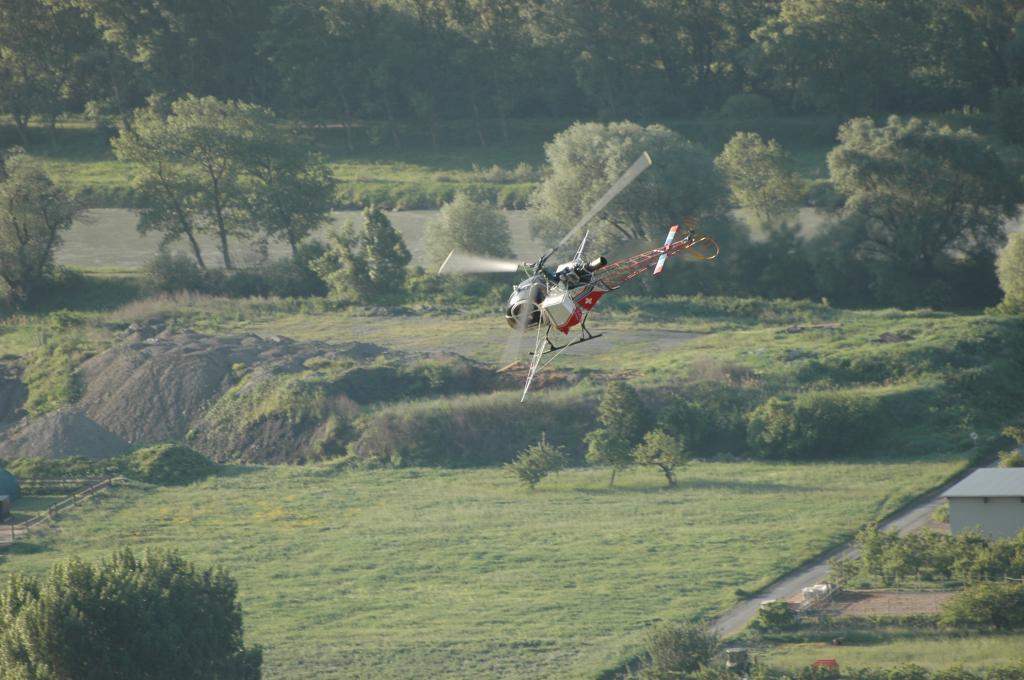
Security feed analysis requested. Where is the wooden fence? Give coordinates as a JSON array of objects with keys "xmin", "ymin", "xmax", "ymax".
[{"xmin": 1, "ymin": 478, "xmax": 118, "ymax": 545}]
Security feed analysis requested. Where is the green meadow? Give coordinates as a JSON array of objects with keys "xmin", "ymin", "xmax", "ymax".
[{"xmin": 3, "ymin": 458, "xmax": 967, "ymax": 679}]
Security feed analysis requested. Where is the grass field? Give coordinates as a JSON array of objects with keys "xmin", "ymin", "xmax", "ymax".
[
  {"xmin": 761, "ymin": 633, "xmax": 1024, "ymax": 671},
  {"xmin": 0, "ymin": 457, "xmax": 968, "ymax": 679}
]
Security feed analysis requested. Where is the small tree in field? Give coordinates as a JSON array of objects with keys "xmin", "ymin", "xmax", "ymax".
[
  {"xmin": 0, "ymin": 548, "xmax": 261, "ymax": 679},
  {"xmin": 633, "ymin": 429, "xmax": 687, "ymax": 487},
  {"xmin": 584, "ymin": 381, "xmax": 645, "ymax": 486},
  {"xmin": 506, "ymin": 434, "xmax": 567, "ymax": 490}
]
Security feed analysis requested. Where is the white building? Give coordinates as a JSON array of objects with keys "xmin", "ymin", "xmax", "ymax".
[{"xmin": 944, "ymin": 469, "xmax": 1024, "ymax": 539}]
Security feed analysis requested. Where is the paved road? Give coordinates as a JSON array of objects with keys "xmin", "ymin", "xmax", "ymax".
[{"xmin": 710, "ymin": 469, "xmax": 976, "ymax": 637}]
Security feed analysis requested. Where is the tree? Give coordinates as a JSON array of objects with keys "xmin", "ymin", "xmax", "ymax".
[
  {"xmin": 164, "ymin": 95, "xmax": 262, "ymax": 269},
  {"xmin": 633, "ymin": 429, "xmax": 687, "ymax": 487},
  {"xmin": 243, "ymin": 121, "xmax": 336, "ymax": 257},
  {"xmin": 0, "ymin": 548, "xmax": 262, "ymax": 679},
  {"xmin": 361, "ymin": 206, "xmax": 411, "ymax": 297},
  {"xmin": 112, "ymin": 107, "xmax": 207, "ymax": 268},
  {"xmin": 640, "ymin": 622, "xmax": 719, "ymax": 678},
  {"xmin": 0, "ymin": 0, "xmax": 100, "ymax": 143},
  {"xmin": 505, "ymin": 433, "xmax": 567, "ymax": 490},
  {"xmin": 584, "ymin": 381, "xmax": 645, "ymax": 486},
  {"xmin": 0, "ymin": 150, "xmax": 79, "ymax": 307},
  {"xmin": 424, "ymin": 192, "xmax": 513, "ymax": 268},
  {"xmin": 530, "ymin": 121, "xmax": 730, "ymax": 250},
  {"xmin": 311, "ymin": 225, "xmax": 374, "ymax": 304},
  {"xmin": 997, "ymin": 230, "xmax": 1024, "ymax": 312},
  {"xmin": 940, "ymin": 582, "xmax": 1024, "ymax": 630},
  {"xmin": 715, "ymin": 132, "xmax": 802, "ymax": 227},
  {"xmin": 826, "ymin": 116, "xmax": 1022, "ymax": 307}
]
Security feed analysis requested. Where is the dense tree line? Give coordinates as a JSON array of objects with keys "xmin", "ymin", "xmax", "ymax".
[{"xmin": 2, "ymin": 0, "xmax": 1023, "ymax": 141}]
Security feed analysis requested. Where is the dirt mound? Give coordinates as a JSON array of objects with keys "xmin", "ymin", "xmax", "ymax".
[
  {"xmin": 75, "ymin": 328, "xmax": 384, "ymax": 446},
  {"xmin": 0, "ymin": 407, "xmax": 131, "ymax": 459},
  {"xmin": 0, "ymin": 361, "xmax": 27, "ymax": 425}
]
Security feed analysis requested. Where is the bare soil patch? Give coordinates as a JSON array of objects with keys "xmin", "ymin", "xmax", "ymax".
[{"xmin": 829, "ymin": 590, "xmax": 954, "ymax": 616}]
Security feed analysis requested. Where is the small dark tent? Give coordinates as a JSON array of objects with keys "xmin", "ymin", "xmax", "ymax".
[{"xmin": 0, "ymin": 468, "xmax": 20, "ymax": 501}]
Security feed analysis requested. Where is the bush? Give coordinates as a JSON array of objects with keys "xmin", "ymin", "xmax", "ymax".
[
  {"xmin": 752, "ymin": 599, "xmax": 798, "ymax": 632},
  {"xmin": 0, "ymin": 548, "xmax": 262, "ymax": 678},
  {"xmin": 146, "ymin": 247, "xmax": 327, "ymax": 299},
  {"xmin": 505, "ymin": 434, "xmax": 567, "ymax": 489},
  {"xmin": 128, "ymin": 444, "xmax": 219, "ymax": 486},
  {"xmin": 639, "ymin": 622, "xmax": 719, "ymax": 678},
  {"xmin": 999, "ymin": 449, "xmax": 1024, "ymax": 468},
  {"xmin": 658, "ymin": 383, "xmax": 758, "ymax": 456},
  {"xmin": 940, "ymin": 582, "xmax": 1024, "ymax": 630},
  {"xmin": 746, "ymin": 389, "xmax": 884, "ymax": 459}
]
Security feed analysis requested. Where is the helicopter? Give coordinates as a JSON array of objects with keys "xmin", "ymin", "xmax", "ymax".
[{"xmin": 438, "ymin": 152, "xmax": 719, "ymax": 401}]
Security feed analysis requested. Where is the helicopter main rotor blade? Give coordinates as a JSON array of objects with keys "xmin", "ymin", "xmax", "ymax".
[
  {"xmin": 541, "ymin": 151, "xmax": 653, "ymax": 262},
  {"xmin": 437, "ymin": 250, "xmax": 520, "ymax": 274}
]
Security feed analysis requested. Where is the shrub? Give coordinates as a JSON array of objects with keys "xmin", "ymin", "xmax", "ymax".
[
  {"xmin": 128, "ymin": 444, "xmax": 219, "ymax": 486},
  {"xmin": 999, "ymin": 449, "xmax": 1024, "ymax": 468},
  {"xmin": 753, "ymin": 599, "xmax": 798, "ymax": 632},
  {"xmin": 0, "ymin": 548, "xmax": 262, "ymax": 678},
  {"xmin": 506, "ymin": 434, "xmax": 567, "ymax": 490},
  {"xmin": 639, "ymin": 622, "xmax": 719, "ymax": 678},
  {"xmin": 746, "ymin": 389, "xmax": 883, "ymax": 459},
  {"xmin": 146, "ymin": 251, "xmax": 208, "ymax": 293},
  {"xmin": 996, "ymin": 231, "xmax": 1024, "ymax": 313},
  {"xmin": 658, "ymin": 382, "xmax": 760, "ymax": 456},
  {"xmin": 940, "ymin": 582, "xmax": 1024, "ymax": 630},
  {"xmin": 146, "ymin": 249, "xmax": 327, "ymax": 299}
]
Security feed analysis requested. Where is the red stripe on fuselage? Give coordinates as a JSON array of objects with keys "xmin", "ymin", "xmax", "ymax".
[{"xmin": 557, "ymin": 290, "xmax": 605, "ymax": 334}]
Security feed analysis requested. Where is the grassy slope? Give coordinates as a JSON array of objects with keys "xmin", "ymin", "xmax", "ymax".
[{"xmin": 2, "ymin": 458, "xmax": 966, "ymax": 679}]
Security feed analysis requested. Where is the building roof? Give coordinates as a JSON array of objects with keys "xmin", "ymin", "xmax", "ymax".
[
  {"xmin": 0, "ymin": 468, "xmax": 19, "ymax": 500},
  {"xmin": 945, "ymin": 469, "xmax": 1024, "ymax": 498}
]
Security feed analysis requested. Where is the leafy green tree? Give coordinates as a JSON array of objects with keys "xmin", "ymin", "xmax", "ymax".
[
  {"xmin": 640, "ymin": 622, "xmax": 719, "ymax": 678},
  {"xmin": 362, "ymin": 206, "xmax": 411, "ymax": 297},
  {"xmin": 0, "ymin": 548, "xmax": 262, "ymax": 679},
  {"xmin": 997, "ymin": 231, "xmax": 1024, "ymax": 312},
  {"xmin": 0, "ymin": 0, "xmax": 99, "ymax": 143},
  {"xmin": 826, "ymin": 116, "xmax": 1022, "ymax": 307},
  {"xmin": 530, "ymin": 121, "xmax": 730, "ymax": 250},
  {"xmin": 633, "ymin": 429, "xmax": 687, "ymax": 487},
  {"xmin": 112, "ymin": 107, "xmax": 207, "ymax": 268},
  {"xmin": 751, "ymin": 0, "xmax": 990, "ymax": 114},
  {"xmin": 584, "ymin": 381, "xmax": 645, "ymax": 486},
  {"xmin": 311, "ymin": 225, "xmax": 374, "ymax": 304},
  {"xmin": 164, "ymin": 95, "xmax": 262, "ymax": 269},
  {"xmin": 243, "ymin": 122, "xmax": 336, "ymax": 256},
  {"xmin": 715, "ymin": 132, "xmax": 802, "ymax": 226},
  {"xmin": 424, "ymin": 192, "xmax": 513, "ymax": 268},
  {"xmin": 940, "ymin": 582, "xmax": 1024, "ymax": 630},
  {"xmin": 505, "ymin": 433, "xmax": 567, "ymax": 490},
  {"xmin": 0, "ymin": 150, "xmax": 79, "ymax": 307}
]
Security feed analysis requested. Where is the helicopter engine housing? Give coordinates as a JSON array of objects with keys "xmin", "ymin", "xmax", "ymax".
[{"xmin": 505, "ymin": 278, "xmax": 546, "ymax": 329}]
